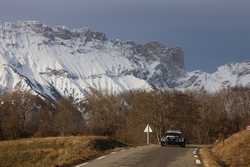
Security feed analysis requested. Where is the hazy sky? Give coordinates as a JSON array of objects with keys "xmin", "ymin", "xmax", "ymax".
[{"xmin": 0, "ymin": 0, "xmax": 249, "ymax": 72}]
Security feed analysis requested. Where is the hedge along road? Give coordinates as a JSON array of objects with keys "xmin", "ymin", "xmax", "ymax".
[{"xmin": 75, "ymin": 145, "xmax": 199, "ymax": 167}]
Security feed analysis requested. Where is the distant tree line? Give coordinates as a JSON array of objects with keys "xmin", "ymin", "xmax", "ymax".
[
  {"xmin": 84, "ymin": 87, "xmax": 250, "ymax": 144},
  {"xmin": 0, "ymin": 91, "xmax": 85, "ymax": 140},
  {"xmin": 0, "ymin": 88, "xmax": 250, "ymax": 144}
]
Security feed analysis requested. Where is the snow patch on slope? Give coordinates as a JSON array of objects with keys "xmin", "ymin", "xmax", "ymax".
[{"xmin": 0, "ymin": 21, "xmax": 185, "ymax": 99}]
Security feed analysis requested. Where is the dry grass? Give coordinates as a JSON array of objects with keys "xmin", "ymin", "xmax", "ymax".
[
  {"xmin": 200, "ymin": 148, "xmax": 221, "ymax": 167},
  {"xmin": 0, "ymin": 136, "xmax": 125, "ymax": 167},
  {"xmin": 212, "ymin": 130, "xmax": 250, "ymax": 167}
]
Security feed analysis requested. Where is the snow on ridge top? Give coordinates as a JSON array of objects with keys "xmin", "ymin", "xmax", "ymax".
[
  {"xmin": 17, "ymin": 20, "xmax": 42, "ymax": 26},
  {"xmin": 0, "ymin": 20, "xmax": 106, "ymax": 41},
  {"xmin": 187, "ymin": 70, "xmax": 207, "ymax": 76},
  {"xmin": 0, "ymin": 20, "xmax": 43, "ymax": 29},
  {"xmin": 0, "ymin": 21, "xmax": 183, "ymax": 49},
  {"xmin": 0, "ymin": 20, "xmax": 184, "ymax": 57},
  {"xmin": 2, "ymin": 20, "xmax": 248, "ymax": 97},
  {"xmin": 215, "ymin": 61, "xmax": 250, "ymax": 75},
  {"xmin": 0, "ymin": 20, "xmax": 185, "ymax": 100},
  {"xmin": 177, "ymin": 61, "xmax": 250, "ymax": 93}
]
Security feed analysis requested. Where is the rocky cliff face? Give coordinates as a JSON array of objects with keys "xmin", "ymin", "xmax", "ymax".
[
  {"xmin": 0, "ymin": 21, "xmax": 249, "ymax": 100},
  {"xmin": 0, "ymin": 21, "xmax": 185, "ymax": 100}
]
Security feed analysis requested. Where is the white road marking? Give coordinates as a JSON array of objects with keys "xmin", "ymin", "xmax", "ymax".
[
  {"xmin": 75, "ymin": 162, "xmax": 89, "ymax": 167},
  {"xmin": 193, "ymin": 155, "xmax": 198, "ymax": 158},
  {"xmin": 193, "ymin": 148, "xmax": 198, "ymax": 155},
  {"xmin": 195, "ymin": 159, "xmax": 202, "ymax": 165},
  {"xmin": 110, "ymin": 151, "xmax": 117, "ymax": 154},
  {"xmin": 97, "ymin": 155, "xmax": 106, "ymax": 160}
]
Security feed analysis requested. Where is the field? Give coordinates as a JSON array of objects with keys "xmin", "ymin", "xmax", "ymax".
[{"xmin": 0, "ymin": 136, "xmax": 125, "ymax": 167}]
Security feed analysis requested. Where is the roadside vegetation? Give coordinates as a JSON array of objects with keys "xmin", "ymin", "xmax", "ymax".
[
  {"xmin": 0, "ymin": 88, "xmax": 249, "ymax": 166},
  {"xmin": 0, "ymin": 88, "xmax": 250, "ymax": 145},
  {"xmin": 212, "ymin": 130, "xmax": 250, "ymax": 167},
  {"xmin": 0, "ymin": 91, "xmax": 85, "ymax": 140},
  {"xmin": 0, "ymin": 136, "xmax": 125, "ymax": 167},
  {"xmin": 200, "ymin": 148, "xmax": 221, "ymax": 167},
  {"xmin": 84, "ymin": 87, "xmax": 250, "ymax": 145},
  {"xmin": 200, "ymin": 130, "xmax": 250, "ymax": 167}
]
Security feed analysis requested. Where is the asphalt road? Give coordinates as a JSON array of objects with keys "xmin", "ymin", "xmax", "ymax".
[{"xmin": 76, "ymin": 145, "xmax": 198, "ymax": 167}]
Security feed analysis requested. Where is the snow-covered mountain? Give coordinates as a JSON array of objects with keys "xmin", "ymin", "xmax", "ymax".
[
  {"xmin": 0, "ymin": 21, "xmax": 185, "ymax": 100},
  {"xmin": 0, "ymin": 21, "xmax": 249, "ymax": 100},
  {"xmin": 177, "ymin": 62, "xmax": 250, "ymax": 93}
]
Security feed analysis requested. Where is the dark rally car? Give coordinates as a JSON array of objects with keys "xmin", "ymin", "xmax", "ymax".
[{"xmin": 160, "ymin": 130, "xmax": 186, "ymax": 147}]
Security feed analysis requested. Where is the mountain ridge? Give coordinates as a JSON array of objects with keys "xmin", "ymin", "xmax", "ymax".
[{"xmin": 0, "ymin": 21, "xmax": 249, "ymax": 99}]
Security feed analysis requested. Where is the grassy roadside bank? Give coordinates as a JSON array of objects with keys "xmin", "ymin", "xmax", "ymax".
[
  {"xmin": 0, "ymin": 136, "xmax": 126, "ymax": 167},
  {"xmin": 200, "ymin": 130, "xmax": 250, "ymax": 167},
  {"xmin": 200, "ymin": 148, "xmax": 221, "ymax": 167}
]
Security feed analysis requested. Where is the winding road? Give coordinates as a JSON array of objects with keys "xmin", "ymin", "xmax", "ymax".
[{"xmin": 76, "ymin": 145, "xmax": 199, "ymax": 167}]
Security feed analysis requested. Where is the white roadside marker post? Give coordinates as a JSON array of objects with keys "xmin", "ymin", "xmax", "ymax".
[
  {"xmin": 147, "ymin": 130, "xmax": 149, "ymax": 145},
  {"xmin": 195, "ymin": 159, "xmax": 202, "ymax": 165},
  {"xmin": 246, "ymin": 125, "xmax": 250, "ymax": 131},
  {"xmin": 144, "ymin": 124, "xmax": 153, "ymax": 145}
]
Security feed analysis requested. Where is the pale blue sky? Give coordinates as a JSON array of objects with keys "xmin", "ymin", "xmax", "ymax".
[{"xmin": 0, "ymin": 0, "xmax": 249, "ymax": 72}]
